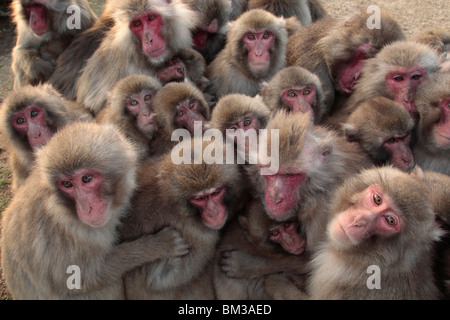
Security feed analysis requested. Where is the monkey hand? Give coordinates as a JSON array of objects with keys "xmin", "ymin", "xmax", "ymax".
[
  {"xmin": 28, "ymin": 58, "xmax": 55, "ymax": 82},
  {"xmin": 151, "ymin": 227, "xmax": 191, "ymax": 259},
  {"xmin": 220, "ymin": 250, "xmax": 262, "ymax": 279},
  {"xmin": 264, "ymin": 273, "xmax": 309, "ymax": 300}
]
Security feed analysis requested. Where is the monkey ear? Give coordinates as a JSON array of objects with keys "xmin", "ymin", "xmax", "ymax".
[
  {"xmin": 260, "ymin": 82, "xmax": 269, "ymax": 96},
  {"xmin": 198, "ymin": 77, "xmax": 210, "ymax": 92},
  {"xmin": 410, "ymin": 165, "xmax": 425, "ymax": 180},
  {"xmin": 341, "ymin": 123, "xmax": 359, "ymax": 142},
  {"xmin": 238, "ymin": 215, "xmax": 249, "ymax": 231}
]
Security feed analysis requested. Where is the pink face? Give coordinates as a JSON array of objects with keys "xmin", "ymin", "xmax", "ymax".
[
  {"xmin": 130, "ymin": 12, "xmax": 167, "ymax": 59},
  {"xmin": 156, "ymin": 57, "xmax": 185, "ymax": 84},
  {"xmin": 174, "ymin": 99, "xmax": 206, "ymax": 133},
  {"xmin": 58, "ymin": 169, "xmax": 110, "ymax": 228},
  {"xmin": 432, "ymin": 97, "xmax": 450, "ymax": 147},
  {"xmin": 23, "ymin": 2, "xmax": 49, "ymax": 36},
  {"xmin": 243, "ymin": 30, "xmax": 275, "ymax": 73},
  {"xmin": 193, "ymin": 18, "xmax": 219, "ymax": 50},
  {"xmin": 189, "ymin": 187, "xmax": 227, "ymax": 229},
  {"xmin": 281, "ymin": 86, "xmax": 316, "ymax": 119},
  {"xmin": 126, "ymin": 89, "xmax": 158, "ymax": 138},
  {"xmin": 12, "ymin": 105, "xmax": 53, "ymax": 149},
  {"xmin": 330, "ymin": 185, "xmax": 403, "ymax": 247},
  {"xmin": 385, "ymin": 67, "xmax": 427, "ymax": 120},
  {"xmin": 226, "ymin": 115, "xmax": 259, "ymax": 154},
  {"xmin": 338, "ymin": 43, "xmax": 375, "ymax": 94},
  {"xmin": 269, "ymin": 220, "xmax": 306, "ymax": 255},
  {"xmin": 383, "ymin": 134, "xmax": 414, "ymax": 171},
  {"xmin": 263, "ymin": 170, "xmax": 306, "ymax": 221}
]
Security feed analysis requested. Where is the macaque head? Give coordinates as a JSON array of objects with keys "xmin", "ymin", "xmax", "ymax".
[
  {"xmin": 21, "ymin": 0, "xmax": 50, "ymax": 36},
  {"xmin": 156, "ymin": 57, "xmax": 186, "ymax": 84},
  {"xmin": 229, "ymin": 9, "xmax": 287, "ymax": 79},
  {"xmin": 126, "ymin": 89, "xmax": 158, "ymax": 138},
  {"xmin": 432, "ymin": 97, "xmax": 450, "ymax": 148},
  {"xmin": 326, "ymin": 167, "xmax": 443, "ymax": 254},
  {"xmin": 38, "ymin": 122, "xmax": 138, "ymax": 228},
  {"xmin": 268, "ymin": 220, "xmax": 307, "ymax": 255},
  {"xmin": 129, "ymin": 11, "xmax": 167, "ymax": 60},
  {"xmin": 154, "ymin": 82, "xmax": 210, "ymax": 135}
]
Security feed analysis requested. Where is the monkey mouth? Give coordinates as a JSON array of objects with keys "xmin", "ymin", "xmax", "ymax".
[{"xmin": 193, "ymin": 29, "xmax": 209, "ymax": 50}]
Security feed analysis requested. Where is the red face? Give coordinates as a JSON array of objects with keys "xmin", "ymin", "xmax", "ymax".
[
  {"xmin": 338, "ymin": 43, "xmax": 375, "ymax": 94},
  {"xmin": 269, "ymin": 220, "xmax": 306, "ymax": 255},
  {"xmin": 23, "ymin": 3, "xmax": 49, "ymax": 36},
  {"xmin": 189, "ymin": 187, "xmax": 227, "ymax": 230},
  {"xmin": 130, "ymin": 12, "xmax": 166, "ymax": 59},
  {"xmin": 383, "ymin": 133, "xmax": 414, "ymax": 171},
  {"xmin": 432, "ymin": 97, "xmax": 450, "ymax": 147},
  {"xmin": 281, "ymin": 86, "xmax": 316, "ymax": 119},
  {"xmin": 126, "ymin": 89, "xmax": 158, "ymax": 138},
  {"xmin": 156, "ymin": 57, "xmax": 185, "ymax": 84},
  {"xmin": 263, "ymin": 170, "xmax": 306, "ymax": 221},
  {"xmin": 193, "ymin": 18, "xmax": 219, "ymax": 50},
  {"xmin": 12, "ymin": 105, "xmax": 53, "ymax": 149},
  {"xmin": 330, "ymin": 185, "xmax": 403, "ymax": 248},
  {"xmin": 58, "ymin": 169, "xmax": 109, "ymax": 228},
  {"xmin": 243, "ymin": 30, "xmax": 275, "ymax": 73},
  {"xmin": 174, "ymin": 99, "xmax": 206, "ymax": 133},
  {"xmin": 385, "ymin": 67, "xmax": 426, "ymax": 120}
]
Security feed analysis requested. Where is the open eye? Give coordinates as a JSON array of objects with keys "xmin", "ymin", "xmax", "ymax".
[
  {"xmin": 263, "ymin": 33, "xmax": 270, "ymax": 39},
  {"xmin": 188, "ymin": 101, "xmax": 195, "ymax": 109},
  {"xmin": 16, "ymin": 118, "xmax": 25, "ymax": 125},
  {"xmin": 247, "ymin": 34, "xmax": 256, "ymax": 40},
  {"xmin": 144, "ymin": 95, "xmax": 152, "ymax": 101},
  {"xmin": 385, "ymin": 215, "xmax": 396, "ymax": 226},
  {"xmin": 82, "ymin": 175, "xmax": 93, "ymax": 183},
  {"xmin": 393, "ymin": 76, "xmax": 404, "ymax": 81},
  {"xmin": 177, "ymin": 111, "xmax": 185, "ymax": 117},
  {"xmin": 243, "ymin": 119, "xmax": 252, "ymax": 127},
  {"xmin": 284, "ymin": 222, "xmax": 292, "ymax": 229},
  {"xmin": 386, "ymin": 137, "xmax": 396, "ymax": 144},
  {"xmin": 303, "ymin": 89, "xmax": 311, "ymax": 96},
  {"xmin": 373, "ymin": 193, "xmax": 382, "ymax": 206},
  {"xmin": 62, "ymin": 181, "xmax": 73, "ymax": 189},
  {"xmin": 447, "ymin": 103, "xmax": 450, "ymax": 109},
  {"xmin": 130, "ymin": 100, "xmax": 138, "ymax": 106},
  {"xmin": 229, "ymin": 127, "xmax": 237, "ymax": 132},
  {"xmin": 212, "ymin": 189, "xmax": 221, "ymax": 196},
  {"xmin": 193, "ymin": 196, "xmax": 205, "ymax": 201},
  {"xmin": 270, "ymin": 230, "xmax": 279, "ymax": 237},
  {"xmin": 287, "ymin": 91, "xmax": 297, "ymax": 98},
  {"xmin": 30, "ymin": 110, "xmax": 39, "ymax": 117},
  {"xmin": 411, "ymin": 74, "xmax": 422, "ymax": 80},
  {"xmin": 148, "ymin": 15, "xmax": 155, "ymax": 21},
  {"xmin": 133, "ymin": 20, "xmax": 142, "ymax": 28}
]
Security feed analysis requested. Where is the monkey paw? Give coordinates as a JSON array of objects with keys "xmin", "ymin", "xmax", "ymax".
[
  {"xmin": 154, "ymin": 227, "xmax": 190, "ymax": 258},
  {"xmin": 220, "ymin": 250, "xmax": 251, "ymax": 279}
]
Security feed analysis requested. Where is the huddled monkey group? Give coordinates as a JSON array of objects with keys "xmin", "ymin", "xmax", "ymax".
[{"xmin": 0, "ymin": 0, "xmax": 449, "ymax": 300}]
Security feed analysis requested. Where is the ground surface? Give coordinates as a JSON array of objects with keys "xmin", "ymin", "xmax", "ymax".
[{"xmin": 0, "ymin": 0, "xmax": 448, "ymax": 300}]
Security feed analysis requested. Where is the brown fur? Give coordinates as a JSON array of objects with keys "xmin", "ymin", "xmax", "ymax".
[
  {"xmin": 11, "ymin": 0, "xmax": 97, "ymax": 88},
  {"xmin": 206, "ymin": 9, "xmax": 288, "ymax": 101},
  {"xmin": 0, "ymin": 122, "xmax": 190, "ymax": 299},
  {"xmin": 410, "ymin": 27, "xmax": 450, "ymax": 55},
  {"xmin": 0, "ymin": 84, "xmax": 93, "ymax": 191},
  {"xmin": 247, "ymin": 0, "xmax": 312, "ymax": 25},
  {"xmin": 119, "ymin": 138, "xmax": 246, "ymax": 299}
]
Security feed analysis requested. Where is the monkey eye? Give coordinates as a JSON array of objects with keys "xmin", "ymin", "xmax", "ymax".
[
  {"xmin": 193, "ymin": 196, "xmax": 205, "ymax": 202},
  {"xmin": 393, "ymin": 76, "xmax": 404, "ymax": 81},
  {"xmin": 30, "ymin": 110, "xmax": 39, "ymax": 117},
  {"xmin": 303, "ymin": 89, "xmax": 311, "ymax": 96},
  {"xmin": 130, "ymin": 100, "xmax": 138, "ymax": 106},
  {"xmin": 373, "ymin": 193, "xmax": 382, "ymax": 206},
  {"xmin": 229, "ymin": 127, "xmax": 237, "ymax": 132},
  {"xmin": 447, "ymin": 103, "xmax": 450, "ymax": 109},
  {"xmin": 386, "ymin": 137, "xmax": 397, "ymax": 144},
  {"xmin": 247, "ymin": 34, "xmax": 256, "ymax": 40},
  {"xmin": 177, "ymin": 67, "xmax": 184, "ymax": 74},
  {"xmin": 16, "ymin": 118, "xmax": 25, "ymax": 125},
  {"xmin": 148, "ymin": 15, "xmax": 156, "ymax": 21},
  {"xmin": 177, "ymin": 111, "xmax": 185, "ymax": 117},
  {"xmin": 62, "ymin": 181, "xmax": 73, "ymax": 189},
  {"xmin": 188, "ymin": 101, "xmax": 195, "ymax": 109},
  {"xmin": 411, "ymin": 74, "xmax": 422, "ymax": 80},
  {"xmin": 144, "ymin": 95, "xmax": 152, "ymax": 101},
  {"xmin": 384, "ymin": 215, "xmax": 397, "ymax": 226},
  {"xmin": 243, "ymin": 119, "xmax": 252, "ymax": 127},
  {"xmin": 133, "ymin": 20, "xmax": 142, "ymax": 27},
  {"xmin": 284, "ymin": 222, "xmax": 291, "ymax": 229},
  {"xmin": 287, "ymin": 91, "xmax": 297, "ymax": 98},
  {"xmin": 263, "ymin": 33, "xmax": 270, "ymax": 39},
  {"xmin": 270, "ymin": 230, "xmax": 279, "ymax": 237},
  {"xmin": 82, "ymin": 175, "xmax": 93, "ymax": 184},
  {"xmin": 212, "ymin": 189, "xmax": 221, "ymax": 196}
]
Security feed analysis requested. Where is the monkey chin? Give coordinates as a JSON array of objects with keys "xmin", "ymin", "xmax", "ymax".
[{"xmin": 327, "ymin": 216, "xmax": 359, "ymax": 250}]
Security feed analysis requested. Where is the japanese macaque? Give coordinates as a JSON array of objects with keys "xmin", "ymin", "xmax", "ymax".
[
  {"xmin": 0, "ymin": 122, "xmax": 190, "ymax": 299},
  {"xmin": 153, "ymin": 82, "xmax": 210, "ymax": 135},
  {"xmin": 412, "ymin": 72, "xmax": 450, "ymax": 175},
  {"xmin": 11, "ymin": 0, "xmax": 97, "ymax": 89},
  {"xmin": 305, "ymin": 166, "xmax": 444, "ymax": 299},
  {"xmin": 247, "ymin": 0, "xmax": 312, "ymax": 25},
  {"xmin": 76, "ymin": 0, "xmax": 198, "ymax": 115},
  {"xmin": 341, "ymin": 97, "xmax": 416, "ymax": 172},
  {"xmin": 287, "ymin": 9, "xmax": 405, "ymax": 110},
  {"xmin": 181, "ymin": 0, "xmax": 231, "ymax": 64},
  {"xmin": 214, "ymin": 198, "xmax": 309, "ymax": 299},
  {"xmin": 246, "ymin": 111, "xmax": 370, "ymax": 251},
  {"xmin": 49, "ymin": 0, "xmax": 117, "ymax": 99},
  {"xmin": 0, "ymin": 84, "xmax": 92, "ymax": 191},
  {"xmin": 119, "ymin": 137, "xmax": 247, "ymax": 299},
  {"xmin": 342, "ymin": 41, "xmax": 441, "ymax": 122},
  {"xmin": 208, "ymin": 93, "xmax": 270, "ymax": 161},
  {"xmin": 261, "ymin": 66, "xmax": 327, "ymax": 123},
  {"xmin": 205, "ymin": 9, "xmax": 288, "ymax": 103},
  {"xmin": 96, "ymin": 74, "xmax": 174, "ymax": 160},
  {"xmin": 410, "ymin": 28, "xmax": 450, "ymax": 72}
]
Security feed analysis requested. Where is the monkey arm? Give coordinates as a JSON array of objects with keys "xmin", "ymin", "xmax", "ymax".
[
  {"xmin": 12, "ymin": 46, "xmax": 54, "ymax": 86},
  {"xmin": 264, "ymin": 273, "xmax": 310, "ymax": 300}
]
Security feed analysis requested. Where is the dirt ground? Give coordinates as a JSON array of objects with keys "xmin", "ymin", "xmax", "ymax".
[{"xmin": 0, "ymin": 0, "xmax": 448, "ymax": 300}]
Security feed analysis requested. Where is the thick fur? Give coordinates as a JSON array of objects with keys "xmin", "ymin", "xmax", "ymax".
[
  {"xmin": 307, "ymin": 166, "xmax": 444, "ymax": 299},
  {"xmin": 247, "ymin": 0, "xmax": 312, "ymax": 25},
  {"xmin": 0, "ymin": 84, "xmax": 92, "ymax": 191},
  {"xmin": 261, "ymin": 66, "xmax": 327, "ymax": 123},
  {"xmin": 11, "ymin": 0, "xmax": 97, "ymax": 88},
  {"xmin": 119, "ymin": 138, "xmax": 246, "ymax": 299},
  {"xmin": 413, "ymin": 72, "xmax": 450, "ymax": 175},
  {"xmin": 206, "ymin": 9, "xmax": 288, "ymax": 101},
  {"xmin": 410, "ymin": 27, "xmax": 450, "ymax": 55},
  {"xmin": 76, "ymin": 0, "xmax": 198, "ymax": 115}
]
